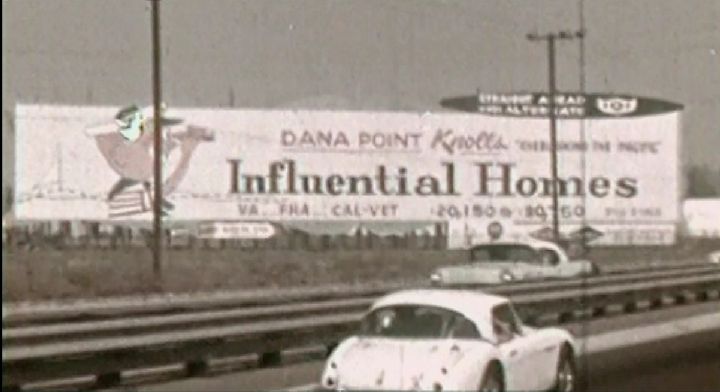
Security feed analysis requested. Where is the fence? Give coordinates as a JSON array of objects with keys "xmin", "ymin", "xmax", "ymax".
[{"xmin": 1, "ymin": 221, "xmax": 449, "ymax": 252}]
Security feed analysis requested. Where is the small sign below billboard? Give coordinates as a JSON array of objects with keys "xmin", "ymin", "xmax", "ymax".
[
  {"xmin": 569, "ymin": 226, "xmax": 604, "ymax": 243},
  {"xmin": 198, "ymin": 222, "xmax": 276, "ymax": 239},
  {"xmin": 529, "ymin": 226, "xmax": 556, "ymax": 242}
]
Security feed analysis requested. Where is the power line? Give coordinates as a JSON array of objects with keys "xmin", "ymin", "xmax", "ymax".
[{"xmin": 577, "ymin": 0, "xmax": 591, "ymax": 389}]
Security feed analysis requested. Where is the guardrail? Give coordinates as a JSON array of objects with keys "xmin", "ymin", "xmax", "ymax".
[
  {"xmin": 4, "ymin": 262, "xmax": 716, "ymax": 326},
  {"xmin": 3, "ymin": 269, "xmax": 719, "ymax": 391},
  {"xmin": 2, "ymin": 265, "xmax": 718, "ymax": 344}
]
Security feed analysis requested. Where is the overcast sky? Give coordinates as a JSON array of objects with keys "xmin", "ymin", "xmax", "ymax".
[{"xmin": 2, "ymin": 0, "xmax": 719, "ymax": 194}]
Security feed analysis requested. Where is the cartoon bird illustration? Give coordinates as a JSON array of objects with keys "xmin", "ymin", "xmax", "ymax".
[
  {"xmin": 85, "ymin": 104, "xmax": 214, "ymax": 216},
  {"xmin": 115, "ymin": 104, "xmax": 146, "ymax": 143}
]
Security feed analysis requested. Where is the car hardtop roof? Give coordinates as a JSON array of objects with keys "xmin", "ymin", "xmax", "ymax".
[
  {"xmin": 470, "ymin": 239, "xmax": 562, "ymax": 252},
  {"xmin": 370, "ymin": 289, "xmax": 509, "ymax": 317}
]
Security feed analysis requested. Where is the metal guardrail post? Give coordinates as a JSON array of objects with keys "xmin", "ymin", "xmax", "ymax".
[
  {"xmin": 258, "ymin": 352, "xmax": 282, "ymax": 368},
  {"xmin": 185, "ymin": 359, "xmax": 209, "ymax": 376},
  {"xmin": 96, "ymin": 372, "xmax": 122, "ymax": 389},
  {"xmin": 696, "ymin": 290, "xmax": 709, "ymax": 301}
]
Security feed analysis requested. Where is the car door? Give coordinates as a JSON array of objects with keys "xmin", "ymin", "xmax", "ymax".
[
  {"xmin": 492, "ymin": 304, "xmax": 537, "ymax": 391},
  {"xmin": 510, "ymin": 302, "xmax": 560, "ymax": 389},
  {"xmin": 516, "ymin": 261, "xmax": 546, "ymax": 280},
  {"xmin": 513, "ymin": 247, "xmax": 546, "ymax": 280},
  {"xmin": 536, "ymin": 248, "xmax": 564, "ymax": 279}
]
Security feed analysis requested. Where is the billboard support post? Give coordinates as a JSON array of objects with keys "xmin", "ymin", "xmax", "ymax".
[
  {"xmin": 527, "ymin": 30, "xmax": 584, "ymax": 243},
  {"xmin": 151, "ymin": 0, "xmax": 163, "ymax": 283}
]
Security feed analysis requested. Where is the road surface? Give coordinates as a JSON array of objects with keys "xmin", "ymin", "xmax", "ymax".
[
  {"xmin": 586, "ymin": 342, "xmax": 720, "ymax": 391},
  {"xmin": 123, "ymin": 301, "xmax": 719, "ymax": 392}
]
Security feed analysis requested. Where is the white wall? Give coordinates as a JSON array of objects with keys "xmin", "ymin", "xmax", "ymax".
[{"xmin": 682, "ymin": 198, "xmax": 720, "ymax": 237}]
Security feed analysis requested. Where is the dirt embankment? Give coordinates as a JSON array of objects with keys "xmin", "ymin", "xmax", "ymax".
[{"xmin": 3, "ymin": 239, "xmax": 718, "ymax": 302}]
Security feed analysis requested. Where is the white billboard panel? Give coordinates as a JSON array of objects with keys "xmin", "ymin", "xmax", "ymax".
[
  {"xmin": 682, "ymin": 199, "xmax": 720, "ymax": 238},
  {"xmin": 15, "ymin": 99, "xmax": 681, "ymax": 245}
]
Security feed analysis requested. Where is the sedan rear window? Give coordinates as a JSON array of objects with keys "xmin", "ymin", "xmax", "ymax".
[{"xmin": 470, "ymin": 244, "xmax": 538, "ymax": 263}]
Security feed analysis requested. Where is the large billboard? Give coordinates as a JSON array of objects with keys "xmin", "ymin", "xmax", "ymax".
[{"xmin": 15, "ymin": 93, "xmax": 682, "ymax": 245}]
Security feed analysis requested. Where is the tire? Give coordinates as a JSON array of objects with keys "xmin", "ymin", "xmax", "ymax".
[
  {"xmin": 553, "ymin": 346, "xmax": 577, "ymax": 392},
  {"xmin": 478, "ymin": 362, "xmax": 504, "ymax": 392}
]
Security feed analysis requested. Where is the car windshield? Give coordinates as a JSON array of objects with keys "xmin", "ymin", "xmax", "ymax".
[
  {"xmin": 359, "ymin": 305, "xmax": 481, "ymax": 339},
  {"xmin": 470, "ymin": 244, "xmax": 539, "ymax": 263}
]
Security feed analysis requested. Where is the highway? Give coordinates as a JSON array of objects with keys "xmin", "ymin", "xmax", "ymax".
[
  {"xmin": 587, "ymin": 349, "xmax": 720, "ymax": 391},
  {"xmin": 124, "ymin": 339, "xmax": 720, "ymax": 392},
  {"xmin": 118, "ymin": 301, "xmax": 719, "ymax": 392},
  {"xmin": 7, "ymin": 265, "xmax": 717, "ymax": 391},
  {"xmin": 132, "ymin": 349, "xmax": 720, "ymax": 392}
]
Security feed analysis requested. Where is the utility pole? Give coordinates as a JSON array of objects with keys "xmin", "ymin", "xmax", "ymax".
[
  {"xmin": 527, "ymin": 30, "xmax": 584, "ymax": 243},
  {"xmin": 151, "ymin": 0, "xmax": 163, "ymax": 282}
]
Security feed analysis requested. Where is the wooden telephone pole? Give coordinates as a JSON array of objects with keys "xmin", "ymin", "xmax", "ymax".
[
  {"xmin": 527, "ymin": 30, "xmax": 584, "ymax": 243},
  {"xmin": 151, "ymin": 0, "xmax": 163, "ymax": 281}
]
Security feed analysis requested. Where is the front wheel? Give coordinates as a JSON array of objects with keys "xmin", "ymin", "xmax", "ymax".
[
  {"xmin": 478, "ymin": 363, "xmax": 504, "ymax": 392},
  {"xmin": 553, "ymin": 348, "xmax": 577, "ymax": 392}
]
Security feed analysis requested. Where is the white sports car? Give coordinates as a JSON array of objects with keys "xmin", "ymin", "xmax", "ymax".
[{"xmin": 321, "ymin": 289, "xmax": 577, "ymax": 392}]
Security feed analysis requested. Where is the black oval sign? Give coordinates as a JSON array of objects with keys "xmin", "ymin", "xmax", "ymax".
[{"xmin": 440, "ymin": 92, "xmax": 683, "ymax": 118}]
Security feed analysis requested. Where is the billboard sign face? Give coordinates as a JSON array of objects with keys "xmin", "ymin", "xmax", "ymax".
[{"xmin": 14, "ymin": 97, "xmax": 681, "ymax": 245}]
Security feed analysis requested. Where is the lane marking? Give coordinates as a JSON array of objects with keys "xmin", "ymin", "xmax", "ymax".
[
  {"xmin": 580, "ymin": 312, "xmax": 720, "ymax": 354},
  {"xmin": 273, "ymin": 383, "xmax": 318, "ymax": 392}
]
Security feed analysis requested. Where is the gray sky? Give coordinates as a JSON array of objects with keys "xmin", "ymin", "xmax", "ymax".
[{"xmin": 3, "ymin": 0, "xmax": 719, "ymax": 195}]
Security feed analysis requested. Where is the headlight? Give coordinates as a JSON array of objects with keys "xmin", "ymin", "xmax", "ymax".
[
  {"xmin": 430, "ymin": 272, "xmax": 442, "ymax": 284},
  {"xmin": 499, "ymin": 270, "xmax": 514, "ymax": 282}
]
